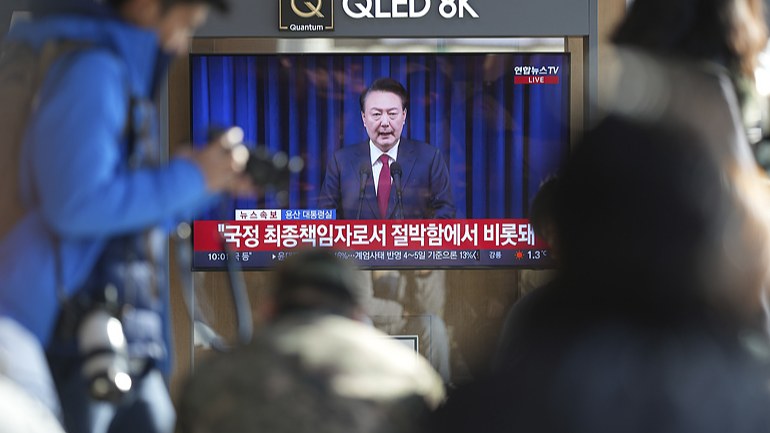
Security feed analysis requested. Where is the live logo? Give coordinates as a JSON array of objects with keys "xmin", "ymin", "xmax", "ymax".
[{"xmin": 514, "ymin": 76, "xmax": 560, "ymax": 84}]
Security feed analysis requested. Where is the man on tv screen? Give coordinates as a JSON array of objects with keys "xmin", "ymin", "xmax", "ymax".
[{"xmin": 318, "ymin": 77, "xmax": 456, "ymax": 220}]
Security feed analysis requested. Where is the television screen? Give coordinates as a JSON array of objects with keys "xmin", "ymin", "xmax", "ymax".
[{"xmin": 190, "ymin": 52, "xmax": 569, "ymax": 269}]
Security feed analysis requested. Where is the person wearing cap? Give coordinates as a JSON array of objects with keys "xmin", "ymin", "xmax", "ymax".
[{"xmin": 177, "ymin": 249, "xmax": 446, "ymax": 433}]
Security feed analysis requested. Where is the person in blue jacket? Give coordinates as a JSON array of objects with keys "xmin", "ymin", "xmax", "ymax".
[{"xmin": 0, "ymin": 0, "xmax": 251, "ymax": 431}]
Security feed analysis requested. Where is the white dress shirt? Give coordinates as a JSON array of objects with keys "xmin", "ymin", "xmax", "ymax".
[{"xmin": 369, "ymin": 139, "xmax": 400, "ymax": 194}]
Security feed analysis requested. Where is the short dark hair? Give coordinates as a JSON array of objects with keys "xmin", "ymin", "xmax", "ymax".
[
  {"xmin": 556, "ymin": 115, "xmax": 770, "ymax": 319},
  {"xmin": 106, "ymin": 0, "xmax": 230, "ymax": 13},
  {"xmin": 359, "ymin": 77, "xmax": 408, "ymax": 112},
  {"xmin": 612, "ymin": 0, "xmax": 766, "ymax": 77},
  {"xmin": 272, "ymin": 249, "xmax": 360, "ymax": 318}
]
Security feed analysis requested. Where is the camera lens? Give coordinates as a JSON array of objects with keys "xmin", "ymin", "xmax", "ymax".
[
  {"xmin": 207, "ymin": 125, "xmax": 305, "ymax": 204},
  {"xmin": 78, "ymin": 308, "xmax": 132, "ymax": 401}
]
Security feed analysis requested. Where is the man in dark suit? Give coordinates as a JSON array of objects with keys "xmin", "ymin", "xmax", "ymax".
[{"xmin": 318, "ymin": 78, "xmax": 455, "ymax": 220}]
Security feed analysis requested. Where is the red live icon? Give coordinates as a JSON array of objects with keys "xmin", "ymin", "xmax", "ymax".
[{"xmin": 514, "ymin": 76, "xmax": 560, "ymax": 84}]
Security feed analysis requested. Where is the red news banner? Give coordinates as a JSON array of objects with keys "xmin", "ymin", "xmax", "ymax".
[{"xmin": 194, "ymin": 219, "xmax": 547, "ymax": 252}]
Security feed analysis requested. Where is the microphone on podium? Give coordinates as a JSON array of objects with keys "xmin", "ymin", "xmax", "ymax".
[
  {"xmin": 356, "ymin": 162, "xmax": 372, "ymax": 220},
  {"xmin": 391, "ymin": 161, "xmax": 404, "ymax": 220}
]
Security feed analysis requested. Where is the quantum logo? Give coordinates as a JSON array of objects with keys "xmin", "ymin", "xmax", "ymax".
[
  {"xmin": 279, "ymin": 0, "xmax": 333, "ymax": 31},
  {"xmin": 293, "ymin": 0, "xmax": 324, "ymax": 17}
]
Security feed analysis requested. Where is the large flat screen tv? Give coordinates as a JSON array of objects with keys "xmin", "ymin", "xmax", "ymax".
[{"xmin": 190, "ymin": 52, "xmax": 569, "ymax": 269}]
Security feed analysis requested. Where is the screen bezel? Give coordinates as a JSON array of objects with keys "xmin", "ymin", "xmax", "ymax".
[{"xmin": 186, "ymin": 41, "xmax": 571, "ymax": 271}]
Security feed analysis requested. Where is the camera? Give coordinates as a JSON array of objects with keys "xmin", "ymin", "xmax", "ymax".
[
  {"xmin": 212, "ymin": 126, "xmax": 304, "ymax": 206},
  {"xmin": 245, "ymin": 145, "xmax": 304, "ymax": 206},
  {"xmin": 77, "ymin": 301, "xmax": 132, "ymax": 402}
]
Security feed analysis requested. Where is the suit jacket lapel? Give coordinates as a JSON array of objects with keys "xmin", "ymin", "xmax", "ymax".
[{"xmin": 351, "ymin": 142, "xmax": 379, "ymax": 219}]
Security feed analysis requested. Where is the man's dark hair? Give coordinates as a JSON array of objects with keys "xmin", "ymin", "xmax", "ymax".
[
  {"xmin": 359, "ymin": 77, "xmax": 408, "ymax": 112},
  {"xmin": 271, "ymin": 249, "xmax": 360, "ymax": 318},
  {"xmin": 612, "ymin": 0, "xmax": 766, "ymax": 77},
  {"xmin": 556, "ymin": 115, "xmax": 770, "ymax": 321},
  {"xmin": 106, "ymin": 0, "xmax": 229, "ymax": 13},
  {"xmin": 557, "ymin": 117, "xmax": 721, "ymax": 294}
]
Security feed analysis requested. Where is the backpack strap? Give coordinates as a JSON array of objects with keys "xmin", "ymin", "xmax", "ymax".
[{"xmin": 0, "ymin": 40, "xmax": 90, "ymax": 241}]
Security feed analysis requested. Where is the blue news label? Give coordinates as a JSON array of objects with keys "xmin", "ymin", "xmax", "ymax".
[{"xmin": 235, "ymin": 209, "xmax": 336, "ymax": 221}]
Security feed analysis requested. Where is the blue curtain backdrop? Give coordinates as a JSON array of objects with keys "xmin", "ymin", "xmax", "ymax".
[{"xmin": 191, "ymin": 53, "xmax": 569, "ymax": 220}]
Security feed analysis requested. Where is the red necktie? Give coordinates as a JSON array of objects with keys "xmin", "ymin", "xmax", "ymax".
[{"xmin": 378, "ymin": 154, "xmax": 391, "ymax": 219}]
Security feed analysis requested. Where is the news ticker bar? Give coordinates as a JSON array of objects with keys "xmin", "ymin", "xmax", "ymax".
[
  {"xmin": 193, "ymin": 248, "xmax": 554, "ymax": 269},
  {"xmin": 193, "ymin": 218, "xmax": 549, "ymax": 251}
]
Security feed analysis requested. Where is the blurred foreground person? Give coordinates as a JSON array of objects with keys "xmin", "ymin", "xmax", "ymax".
[
  {"xmin": 606, "ymin": 0, "xmax": 770, "ymax": 343},
  {"xmin": 430, "ymin": 116, "xmax": 770, "ymax": 433},
  {"xmin": 603, "ymin": 0, "xmax": 767, "ymax": 171},
  {"xmin": 0, "ymin": 0, "xmax": 252, "ymax": 432},
  {"xmin": 518, "ymin": 176, "xmax": 561, "ymax": 297},
  {"xmin": 0, "ymin": 321, "xmax": 65, "ymax": 433},
  {"xmin": 0, "ymin": 374, "xmax": 66, "ymax": 433},
  {"xmin": 492, "ymin": 176, "xmax": 561, "ymax": 373},
  {"xmin": 178, "ymin": 250, "xmax": 445, "ymax": 433}
]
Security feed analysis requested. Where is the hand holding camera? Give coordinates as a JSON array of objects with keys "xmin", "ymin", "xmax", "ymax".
[
  {"xmin": 182, "ymin": 126, "xmax": 303, "ymax": 203},
  {"xmin": 185, "ymin": 126, "xmax": 255, "ymax": 195}
]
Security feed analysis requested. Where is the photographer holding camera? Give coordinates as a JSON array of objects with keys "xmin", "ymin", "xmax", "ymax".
[{"xmin": 0, "ymin": 0, "xmax": 253, "ymax": 432}]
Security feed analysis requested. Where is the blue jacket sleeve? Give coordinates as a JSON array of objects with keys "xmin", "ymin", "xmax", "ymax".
[{"xmin": 25, "ymin": 50, "xmax": 212, "ymax": 237}]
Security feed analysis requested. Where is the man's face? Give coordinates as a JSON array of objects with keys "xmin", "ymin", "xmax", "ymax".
[
  {"xmin": 156, "ymin": 3, "xmax": 210, "ymax": 55},
  {"xmin": 361, "ymin": 90, "xmax": 407, "ymax": 152}
]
